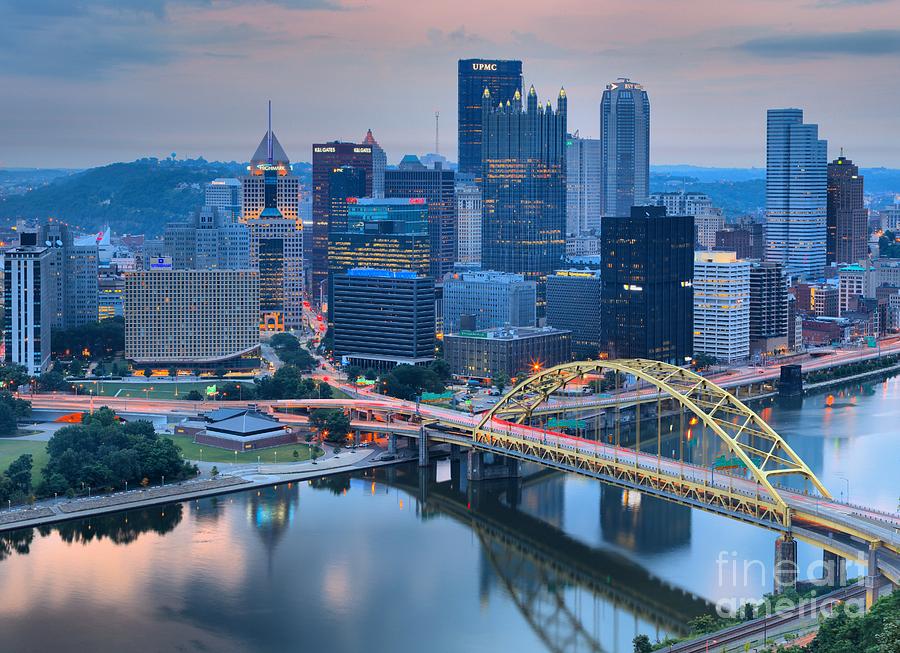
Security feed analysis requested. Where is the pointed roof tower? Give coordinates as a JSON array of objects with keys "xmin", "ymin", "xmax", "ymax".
[{"xmin": 249, "ymin": 101, "xmax": 291, "ymax": 176}]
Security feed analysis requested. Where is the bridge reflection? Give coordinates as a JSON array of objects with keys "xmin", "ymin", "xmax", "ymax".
[{"xmin": 375, "ymin": 463, "xmax": 712, "ymax": 653}]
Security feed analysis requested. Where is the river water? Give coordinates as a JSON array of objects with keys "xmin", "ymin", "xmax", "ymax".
[{"xmin": 0, "ymin": 376, "xmax": 898, "ymax": 653}]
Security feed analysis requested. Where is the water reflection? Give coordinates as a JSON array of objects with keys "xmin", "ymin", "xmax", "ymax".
[{"xmin": 0, "ymin": 374, "xmax": 894, "ymax": 652}]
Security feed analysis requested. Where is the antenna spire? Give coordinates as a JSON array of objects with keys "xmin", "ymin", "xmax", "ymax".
[
  {"xmin": 434, "ymin": 110, "xmax": 440, "ymax": 155},
  {"xmin": 267, "ymin": 100, "xmax": 273, "ymax": 163}
]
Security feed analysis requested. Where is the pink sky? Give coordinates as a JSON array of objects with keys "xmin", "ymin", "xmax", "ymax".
[{"xmin": 1, "ymin": 0, "xmax": 899, "ymax": 168}]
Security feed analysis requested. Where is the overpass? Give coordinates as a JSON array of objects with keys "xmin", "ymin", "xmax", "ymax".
[{"xmin": 25, "ymin": 359, "xmax": 900, "ymax": 604}]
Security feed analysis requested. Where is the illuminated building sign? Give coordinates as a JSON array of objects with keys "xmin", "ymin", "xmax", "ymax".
[
  {"xmin": 353, "ymin": 147, "xmax": 372, "ymax": 154},
  {"xmin": 314, "ymin": 147, "xmax": 337, "ymax": 153},
  {"xmin": 150, "ymin": 256, "xmax": 172, "ymax": 270},
  {"xmin": 256, "ymin": 164, "xmax": 286, "ymax": 172},
  {"xmin": 472, "ymin": 63, "xmax": 498, "ymax": 71},
  {"xmin": 408, "ymin": 198, "xmax": 425, "ymax": 205}
]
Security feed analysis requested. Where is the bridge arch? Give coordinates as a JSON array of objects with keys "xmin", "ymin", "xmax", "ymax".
[{"xmin": 476, "ymin": 359, "xmax": 830, "ymax": 516}]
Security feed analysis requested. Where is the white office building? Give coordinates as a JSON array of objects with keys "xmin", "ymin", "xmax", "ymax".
[
  {"xmin": 764, "ymin": 109, "xmax": 828, "ymax": 279},
  {"xmin": 3, "ymin": 246, "xmax": 52, "ymax": 375},
  {"xmin": 455, "ymin": 178, "xmax": 482, "ymax": 265},
  {"xmin": 693, "ymin": 251, "xmax": 750, "ymax": 363}
]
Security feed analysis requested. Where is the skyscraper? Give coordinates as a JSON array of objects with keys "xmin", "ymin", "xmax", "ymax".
[
  {"xmin": 328, "ymin": 166, "xmax": 367, "ymax": 235},
  {"xmin": 163, "ymin": 206, "xmax": 250, "ymax": 270},
  {"xmin": 442, "ymin": 269, "xmax": 536, "ymax": 334},
  {"xmin": 764, "ymin": 108, "xmax": 827, "ymax": 279},
  {"xmin": 827, "ymin": 155, "xmax": 867, "ymax": 265},
  {"xmin": 240, "ymin": 105, "xmax": 300, "ymax": 222},
  {"xmin": 481, "ymin": 85, "xmax": 567, "ymax": 305},
  {"xmin": 385, "ymin": 155, "xmax": 456, "ymax": 279},
  {"xmin": 600, "ymin": 78, "xmax": 650, "ymax": 217},
  {"xmin": 565, "ymin": 133, "xmax": 602, "ymax": 236},
  {"xmin": 600, "ymin": 206, "xmax": 694, "ymax": 364},
  {"xmin": 455, "ymin": 176, "xmax": 482, "ymax": 265},
  {"xmin": 546, "ymin": 269, "xmax": 601, "ymax": 359},
  {"xmin": 332, "ymin": 269, "xmax": 435, "ymax": 370},
  {"xmin": 36, "ymin": 221, "xmax": 98, "ymax": 329},
  {"xmin": 363, "ymin": 129, "xmax": 387, "ymax": 198},
  {"xmin": 4, "ymin": 243, "xmax": 52, "ymax": 375},
  {"xmin": 457, "ymin": 58, "xmax": 523, "ymax": 176},
  {"xmin": 311, "ymin": 141, "xmax": 373, "ymax": 295},
  {"xmin": 247, "ymin": 167, "xmax": 304, "ymax": 331},
  {"xmin": 693, "ymin": 251, "xmax": 750, "ymax": 364},
  {"xmin": 749, "ymin": 261, "xmax": 789, "ymax": 355},
  {"xmin": 205, "ymin": 178, "xmax": 242, "ymax": 219}
]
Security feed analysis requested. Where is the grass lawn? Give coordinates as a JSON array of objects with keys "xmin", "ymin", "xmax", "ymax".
[
  {"xmin": 165, "ymin": 435, "xmax": 321, "ymax": 464},
  {"xmin": 71, "ymin": 380, "xmax": 223, "ymax": 400},
  {"xmin": 0, "ymin": 439, "xmax": 49, "ymax": 487}
]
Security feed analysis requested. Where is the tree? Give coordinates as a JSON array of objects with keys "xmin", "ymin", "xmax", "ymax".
[
  {"xmin": 37, "ymin": 371, "xmax": 71, "ymax": 392},
  {"xmin": 6, "ymin": 454, "xmax": 33, "ymax": 496},
  {"xmin": 185, "ymin": 390, "xmax": 203, "ymax": 401},
  {"xmin": 0, "ymin": 364, "xmax": 30, "ymax": 390},
  {"xmin": 379, "ymin": 364, "xmax": 444, "ymax": 401},
  {"xmin": 343, "ymin": 365, "xmax": 364, "ymax": 383},
  {"xmin": 693, "ymin": 353, "xmax": 718, "ymax": 371},
  {"xmin": 0, "ymin": 403, "xmax": 17, "ymax": 437},
  {"xmin": 632, "ymin": 635, "xmax": 652, "ymax": 653},
  {"xmin": 51, "ymin": 317, "xmax": 125, "ymax": 360},
  {"xmin": 493, "ymin": 371, "xmax": 511, "ymax": 394},
  {"xmin": 429, "ymin": 359, "xmax": 452, "ymax": 384},
  {"xmin": 309, "ymin": 409, "xmax": 351, "ymax": 443}
]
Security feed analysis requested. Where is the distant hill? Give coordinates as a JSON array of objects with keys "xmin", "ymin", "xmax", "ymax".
[
  {"xmin": 0, "ymin": 158, "xmax": 246, "ymax": 236},
  {"xmin": 1, "ymin": 159, "xmax": 895, "ymax": 236}
]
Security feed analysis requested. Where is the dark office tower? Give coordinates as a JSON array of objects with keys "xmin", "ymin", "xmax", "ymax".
[
  {"xmin": 714, "ymin": 227, "xmax": 753, "ymax": 259},
  {"xmin": 311, "ymin": 141, "xmax": 373, "ymax": 296},
  {"xmin": 546, "ymin": 269, "xmax": 601, "ymax": 359},
  {"xmin": 827, "ymin": 155, "xmax": 867, "ymax": 265},
  {"xmin": 332, "ymin": 269, "xmax": 435, "ymax": 370},
  {"xmin": 37, "ymin": 221, "xmax": 98, "ymax": 329},
  {"xmin": 385, "ymin": 155, "xmax": 456, "ymax": 278},
  {"xmin": 600, "ymin": 206, "xmax": 694, "ymax": 364},
  {"xmin": 749, "ymin": 261, "xmax": 789, "ymax": 356},
  {"xmin": 600, "ymin": 78, "xmax": 650, "ymax": 217},
  {"xmin": 457, "ymin": 58, "xmax": 523, "ymax": 176},
  {"xmin": 241, "ymin": 104, "xmax": 299, "ymax": 222},
  {"xmin": 482, "ymin": 85, "xmax": 567, "ymax": 305},
  {"xmin": 328, "ymin": 166, "xmax": 367, "ymax": 235}
]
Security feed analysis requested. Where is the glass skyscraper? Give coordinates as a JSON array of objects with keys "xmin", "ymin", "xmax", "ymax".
[
  {"xmin": 764, "ymin": 108, "xmax": 827, "ymax": 280},
  {"xmin": 827, "ymin": 155, "xmax": 867, "ymax": 265},
  {"xmin": 600, "ymin": 78, "xmax": 650, "ymax": 217},
  {"xmin": 457, "ymin": 59, "xmax": 522, "ymax": 176},
  {"xmin": 600, "ymin": 206, "xmax": 694, "ymax": 364},
  {"xmin": 481, "ymin": 85, "xmax": 567, "ymax": 307}
]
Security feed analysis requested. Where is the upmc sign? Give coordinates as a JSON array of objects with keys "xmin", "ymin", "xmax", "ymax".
[{"xmin": 471, "ymin": 62, "xmax": 498, "ymax": 71}]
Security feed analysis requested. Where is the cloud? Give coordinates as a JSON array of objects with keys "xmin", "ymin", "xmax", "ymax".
[
  {"xmin": 737, "ymin": 29, "xmax": 900, "ymax": 58},
  {"xmin": 426, "ymin": 26, "xmax": 491, "ymax": 48},
  {"xmin": 815, "ymin": 0, "xmax": 892, "ymax": 6},
  {"xmin": 0, "ymin": 0, "xmax": 328, "ymax": 78}
]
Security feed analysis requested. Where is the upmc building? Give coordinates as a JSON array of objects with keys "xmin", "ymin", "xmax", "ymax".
[{"xmin": 457, "ymin": 59, "xmax": 522, "ymax": 176}]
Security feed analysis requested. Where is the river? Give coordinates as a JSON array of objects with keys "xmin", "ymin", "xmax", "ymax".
[{"xmin": 0, "ymin": 375, "xmax": 898, "ymax": 652}]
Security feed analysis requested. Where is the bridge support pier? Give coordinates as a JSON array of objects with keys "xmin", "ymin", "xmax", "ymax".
[
  {"xmin": 822, "ymin": 550, "xmax": 847, "ymax": 589},
  {"xmin": 418, "ymin": 428, "xmax": 428, "ymax": 467},
  {"xmin": 865, "ymin": 543, "xmax": 880, "ymax": 610},
  {"xmin": 450, "ymin": 444, "xmax": 462, "ymax": 461},
  {"xmin": 774, "ymin": 535, "xmax": 798, "ymax": 593},
  {"xmin": 467, "ymin": 451, "xmax": 519, "ymax": 481},
  {"xmin": 388, "ymin": 434, "xmax": 397, "ymax": 455}
]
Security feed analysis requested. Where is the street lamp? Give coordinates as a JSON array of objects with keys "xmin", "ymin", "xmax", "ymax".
[{"xmin": 836, "ymin": 475, "xmax": 850, "ymax": 503}]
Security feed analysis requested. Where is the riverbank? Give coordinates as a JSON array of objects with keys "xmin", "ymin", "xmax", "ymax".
[{"xmin": 0, "ymin": 446, "xmax": 411, "ymax": 534}]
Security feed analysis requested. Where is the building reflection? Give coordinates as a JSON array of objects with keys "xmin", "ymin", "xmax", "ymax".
[{"xmin": 599, "ymin": 485, "xmax": 691, "ymax": 554}]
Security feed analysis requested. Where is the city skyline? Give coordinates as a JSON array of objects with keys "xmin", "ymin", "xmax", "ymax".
[{"xmin": 2, "ymin": 0, "xmax": 900, "ymax": 169}]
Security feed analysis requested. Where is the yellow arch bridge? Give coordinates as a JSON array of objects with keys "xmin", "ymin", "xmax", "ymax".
[{"xmin": 274, "ymin": 359, "xmax": 900, "ymax": 601}]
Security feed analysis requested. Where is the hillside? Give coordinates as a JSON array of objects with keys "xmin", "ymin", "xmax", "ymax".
[{"xmin": 0, "ymin": 158, "xmax": 246, "ymax": 236}]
